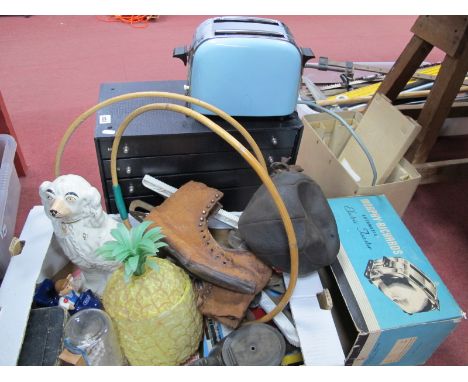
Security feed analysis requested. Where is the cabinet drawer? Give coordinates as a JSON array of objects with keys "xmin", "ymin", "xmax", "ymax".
[
  {"xmin": 108, "ymin": 185, "xmax": 261, "ymax": 214},
  {"xmin": 102, "ymin": 148, "xmax": 293, "ymax": 179},
  {"xmin": 106, "ymin": 168, "xmax": 262, "ymax": 197},
  {"xmin": 97, "ymin": 129, "xmax": 299, "ymax": 159}
]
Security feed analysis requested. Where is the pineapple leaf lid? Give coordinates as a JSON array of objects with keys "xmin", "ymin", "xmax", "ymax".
[{"xmin": 96, "ymin": 221, "xmax": 168, "ymax": 282}]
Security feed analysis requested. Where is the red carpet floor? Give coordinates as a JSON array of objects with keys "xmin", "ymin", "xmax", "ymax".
[{"xmin": 0, "ymin": 16, "xmax": 466, "ymax": 365}]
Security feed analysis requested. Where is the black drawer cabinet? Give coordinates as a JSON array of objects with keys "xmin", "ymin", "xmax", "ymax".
[
  {"xmin": 105, "ymin": 168, "xmax": 262, "ymax": 198},
  {"xmin": 98, "ymin": 129, "xmax": 298, "ymax": 159},
  {"xmin": 101, "ymin": 148, "xmax": 293, "ymax": 179},
  {"xmin": 95, "ymin": 81, "xmax": 303, "ymax": 213}
]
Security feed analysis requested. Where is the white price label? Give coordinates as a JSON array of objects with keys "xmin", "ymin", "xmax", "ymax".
[{"xmin": 99, "ymin": 115, "xmax": 111, "ymax": 124}]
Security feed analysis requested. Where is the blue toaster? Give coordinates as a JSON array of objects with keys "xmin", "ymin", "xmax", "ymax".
[{"xmin": 173, "ymin": 17, "xmax": 314, "ymax": 117}]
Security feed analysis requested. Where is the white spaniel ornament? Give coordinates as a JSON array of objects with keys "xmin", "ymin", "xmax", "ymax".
[{"xmin": 39, "ymin": 174, "xmax": 121, "ymax": 295}]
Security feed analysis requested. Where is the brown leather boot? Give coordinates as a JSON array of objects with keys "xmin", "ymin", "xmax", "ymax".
[
  {"xmin": 145, "ymin": 181, "xmax": 272, "ymax": 294},
  {"xmin": 195, "ymin": 274, "xmax": 271, "ymax": 328}
]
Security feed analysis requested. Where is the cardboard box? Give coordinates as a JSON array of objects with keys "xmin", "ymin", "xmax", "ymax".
[
  {"xmin": 323, "ymin": 195, "xmax": 464, "ymax": 366},
  {"xmin": 296, "ymin": 107, "xmax": 421, "ymax": 216},
  {"xmin": 0, "ymin": 207, "xmax": 345, "ymax": 366}
]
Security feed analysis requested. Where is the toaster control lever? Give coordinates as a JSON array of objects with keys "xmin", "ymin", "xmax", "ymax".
[
  {"xmin": 173, "ymin": 46, "xmax": 189, "ymax": 65},
  {"xmin": 300, "ymin": 47, "xmax": 315, "ymax": 67}
]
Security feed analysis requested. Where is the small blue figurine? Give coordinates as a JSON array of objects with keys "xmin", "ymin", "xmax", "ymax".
[
  {"xmin": 34, "ymin": 274, "xmax": 102, "ymax": 314},
  {"xmin": 56, "ymin": 274, "xmax": 81, "ymax": 311}
]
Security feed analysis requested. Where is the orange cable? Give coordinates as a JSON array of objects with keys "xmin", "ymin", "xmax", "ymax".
[{"xmin": 96, "ymin": 15, "xmax": 157, "ymax": 28}]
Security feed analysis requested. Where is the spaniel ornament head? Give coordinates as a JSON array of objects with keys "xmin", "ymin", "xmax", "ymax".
[{"xmin": 39, "ymin": 174, "xmax": 103, "ymax": 224}]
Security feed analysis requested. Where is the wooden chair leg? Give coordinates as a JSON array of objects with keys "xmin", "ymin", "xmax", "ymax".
[
  {"xmin": 377, "ymin": 35, "xmax": 433, "ymax": 101},
  {"xmin": 406, "ymin": 46, "xmax": 468, "ymax": 164}
]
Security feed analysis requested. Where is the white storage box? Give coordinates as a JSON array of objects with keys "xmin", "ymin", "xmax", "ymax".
[
  {"xmin": 0, "ymin": 207, "xmax": 69, "ymax": 365},
  {"xmin": 0, "ymin": 207, "xmax": 346, "ymax": 365},
  {"xmin": 0, "ymin": 135, "xmax": 21, "ymax": 280}
]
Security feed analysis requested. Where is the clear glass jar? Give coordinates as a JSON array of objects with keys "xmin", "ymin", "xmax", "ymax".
[{"xmin": 63, "ymin": 309, "xmax": 124, "ymax": 366}]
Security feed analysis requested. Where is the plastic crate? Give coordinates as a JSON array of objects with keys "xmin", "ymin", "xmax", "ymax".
[{"xmin": 0, "ymin": 135, "xmax": 21, "ymax": 280}]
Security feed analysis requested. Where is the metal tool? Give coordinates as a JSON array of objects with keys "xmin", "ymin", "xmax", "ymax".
[
  {"xmin": 306, "ymin": 57, "xmax": 464, "ymax": 84},
  {"xmin": 318, "ymin": 75, "xmax": 384, "ymax": 91},
  {"xmin": 302, "ymin": 76, "xmax": 327, "ymax": 101}
]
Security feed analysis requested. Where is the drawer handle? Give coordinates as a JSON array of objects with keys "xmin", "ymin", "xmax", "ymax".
[
  {"xmin": 271, "ymin": 136, "xmax": 278, "ymax": 146},
  {"xmin": 108, "ymin": 145, "xmax": 129, "ymax": 153},
  {"xmin": 128, "ymin": 184, "xmax": 135, "ymax": 194},
  {"xmin": 268, "ymin": 155, "xmax": 274, "ymax": 164},
  {"xmin": 125, "ymin": 166, "xmax": 132, "ymax": 175}
]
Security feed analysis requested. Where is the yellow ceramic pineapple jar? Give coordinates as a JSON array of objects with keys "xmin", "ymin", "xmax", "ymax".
[
  {"xmin": 103, "ymin": 258, "xmax": 202, "ymax": 365},
  {"xmin": 98, "ymin": 222, "xmax": 202, "ymax": 365}
]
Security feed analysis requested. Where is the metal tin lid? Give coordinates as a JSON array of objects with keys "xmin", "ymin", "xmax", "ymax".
[{"xmin": 221, "ymin": 323, "xmax": 286, "ymax": 366}]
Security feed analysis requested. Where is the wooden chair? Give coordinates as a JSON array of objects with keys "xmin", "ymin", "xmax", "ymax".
[{"xmin": 375, "ymin": 15, "xmax": 468, "ymax": 183}]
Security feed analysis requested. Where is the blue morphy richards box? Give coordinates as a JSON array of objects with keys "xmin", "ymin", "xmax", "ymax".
[{"xmin": 327, "ymin": 195, "xmax": 465, "ymax": 366}]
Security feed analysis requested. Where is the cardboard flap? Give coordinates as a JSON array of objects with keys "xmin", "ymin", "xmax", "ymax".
[
  {"xmin": 284, "ymin": 272, "xmax": 345, "ymax": 365},
  {"xmin": 338, "ymin": 93, "xmax": 421, "ymax": 187}
]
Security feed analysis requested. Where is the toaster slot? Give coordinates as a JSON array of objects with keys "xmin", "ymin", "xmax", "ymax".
[
  {"xmin": 213, "ymin": 17, "xmax": 280, "ymax": 26},
  {"xmin": 214, "ymin": 30, "xmax": 285, "ymax": 38}
]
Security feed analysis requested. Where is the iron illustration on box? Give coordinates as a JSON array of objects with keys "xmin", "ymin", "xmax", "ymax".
[{"xmin": 327, "ymin": 195, "xmax": 464, "ymax": 366}]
